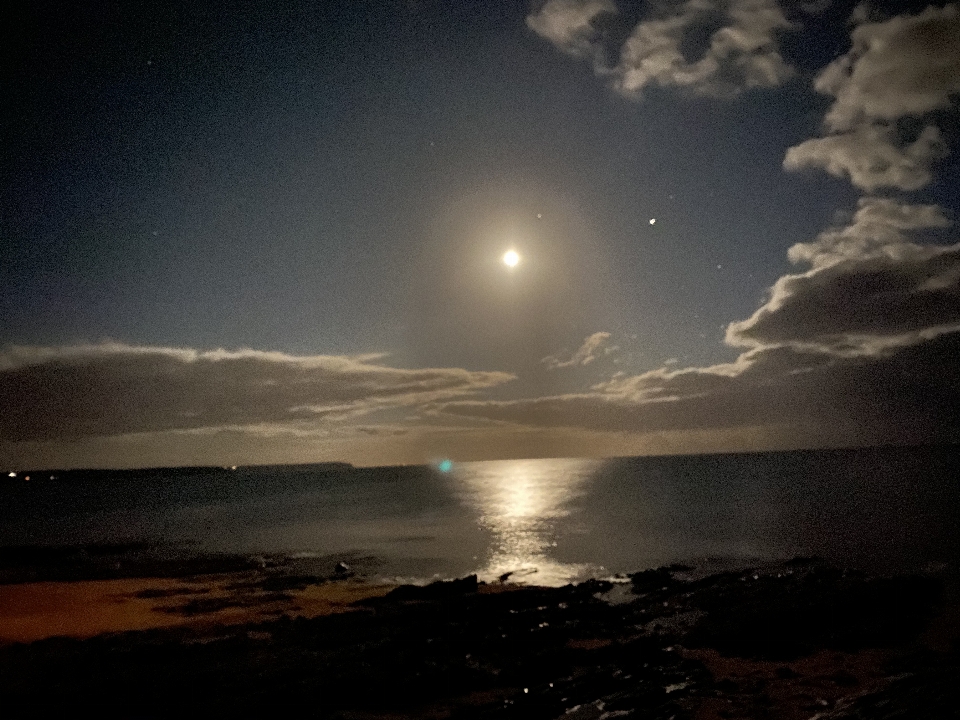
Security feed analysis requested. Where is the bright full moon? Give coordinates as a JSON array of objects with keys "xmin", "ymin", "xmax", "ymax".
[{"xmin": 503, "ymin": 250, "xmax": 520, "ymax": 267}]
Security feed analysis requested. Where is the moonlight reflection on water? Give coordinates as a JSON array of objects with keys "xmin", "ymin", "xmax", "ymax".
[{"xmin": 452, "ymin": 458, "xmax": 600, "ymax": 586}]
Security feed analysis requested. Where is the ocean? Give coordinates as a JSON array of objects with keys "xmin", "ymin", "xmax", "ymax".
[{"xmin": 2, "ymin": 445, "xmax": 959, "ymax": 585}]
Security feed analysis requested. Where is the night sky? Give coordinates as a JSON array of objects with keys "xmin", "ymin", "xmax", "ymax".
[{"xmin": 3, "ymin": 0, "xmax": 959, "ymax": 468}]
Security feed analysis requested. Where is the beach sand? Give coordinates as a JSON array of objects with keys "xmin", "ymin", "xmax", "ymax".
[{"xmin": 0, "ymin": 574, "xmax": 392, "ymax": 644}]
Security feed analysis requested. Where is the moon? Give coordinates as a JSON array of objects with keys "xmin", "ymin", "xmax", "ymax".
[{"xmin": 503, "ymin": 250, "xmax": 520, "ymax": 267}]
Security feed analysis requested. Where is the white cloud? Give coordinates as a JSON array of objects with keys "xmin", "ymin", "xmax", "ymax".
[
  {"xmin": 784, "ymin": 3, "xmax": 960, "ymax": 191},
  {"xmin": 727, "ymin": 198, "xmax": 960, "ymax": 352},
  {"xmin": 783, "ymin": 123, "xmax": 947, "ymax": 192},
  {"xmin": 817, "ymin": 4, "xmax": 960, "ymax": 132},
  {"xmin": 786, "ymin": 197, "xmax": 950, "ymax": 267},
  {"xmin": 0, "ymin": 343, "xmax": 515, "ymax": 442},
  {"xmin": 615, "ymin": 0, "xmax": 794, "ymax": 98},
  {"xmin": 542, "ymin": 331, "xmax": 616, "ymax": 369},
  {"xmin": 526, "ymin": 0, "xmax": 617, "ymax": 60},
  {"xmin": 527, "ymin": 0, "xmax": 796, "ymax": 99}
]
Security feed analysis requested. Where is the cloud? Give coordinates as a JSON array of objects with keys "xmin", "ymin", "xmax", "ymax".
[
  {"xmin": 783, "ymin": 124, "xmax": 947, "ymax": 192},
  {"xmin": 615, "ymin": 0, "xmax": 795, "ymax": 98},
  {"xmin": 786, "ymin": 197, "xmax": 951, "ymax": 268},
  {"xmin": 439, "ymin": 332, "xmax": 960, "ymax": 448},
  {"xmin": 439, "ymin": 199, "xmax": 960, "ymax": 447},
  {"xmin": 784, "ymin": 3, "xmax": 960, "ymax": 190},
  {"xmin": 727, "ymin": 198, "xmax": 960, "ymax": 352},
  {"xmin": 442, "ymin": 335, "xmax": 959, "ymax": 436},
  {"xmin": 816, "ymin": 4, "xmax": 960, "ymax": 131},
  {"xmin": 528, "ymin": 0, "xmax": 796, "ymax": 99},
  {"xmin": 542, "ymin": 331, "xmax": 616, "ymax": 369},
  {"xmin": 526, "ymin": 0, "xmax": 617, "ymax": 60},
  {"xmin": 0, "ymin": 343, "xmax": 514, "ymax": 442}
]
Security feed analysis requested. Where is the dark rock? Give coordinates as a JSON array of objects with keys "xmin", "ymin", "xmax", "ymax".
[
  {"xmin": 819, "ymin": 660, "xmax": 960, "ymax": 719},
  {"xmin": 257, "ymin": 574, "xmax": 323, "ymax": 592},
  {"xmin": 383, "ymin": 574, "xmax": 480, "ymax": 602},
  {"xmin": 630, "ymin": 567, "xmax": 678, "ymax": 594},
  {"xmin": 785, "ymin": 555, "xmax": 821, "ymax": 567},
  {"xmin": 684, "ymin": 568, "xmax": 943, "ymax": 660}
]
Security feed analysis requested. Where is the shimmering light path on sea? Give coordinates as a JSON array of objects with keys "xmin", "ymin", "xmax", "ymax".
[{"xmin": 450, "ymin": 458, "xmax": 599, "ymax": 586}]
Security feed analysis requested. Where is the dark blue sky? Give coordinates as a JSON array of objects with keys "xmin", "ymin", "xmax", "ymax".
[{"xmin": 3, "ymin": 0, "xmax": 959, "ymax": 467}]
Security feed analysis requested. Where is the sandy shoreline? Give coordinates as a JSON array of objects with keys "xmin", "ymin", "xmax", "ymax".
[{"xmin": 0, "ymin": 574, "xmax": 394, "ymax": 645}]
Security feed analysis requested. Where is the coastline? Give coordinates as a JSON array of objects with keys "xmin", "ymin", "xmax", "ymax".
[
  {"xmin": 0, "ymin": 574, "xmax": 394, "ymax": 645},
  {"xmin": 1, "ymin": 557, "xmax": 958, "ymax": 718}
]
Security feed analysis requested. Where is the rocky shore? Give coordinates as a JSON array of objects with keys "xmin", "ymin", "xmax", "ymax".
[{"xmin": 1, "ymin": 558, "xmax": 958, "ymax": 718}]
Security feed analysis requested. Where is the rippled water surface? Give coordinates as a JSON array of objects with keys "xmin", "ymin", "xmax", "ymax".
[
  {"xmin": 3, "ymin": 446, "xmax": 959, "ymax": 585},
  {"xmin": 452, "ymin": 458, "xmax": 597, "ymax": 585}
]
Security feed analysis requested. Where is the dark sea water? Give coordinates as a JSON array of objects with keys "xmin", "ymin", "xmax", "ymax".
[{"xmin": 2, "ymin": 446, "xmax": 959, "ymax": 585}]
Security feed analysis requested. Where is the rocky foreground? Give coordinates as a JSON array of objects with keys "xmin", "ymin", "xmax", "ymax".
[{"xmin": 1, "ymin": 559, "xmax": 958, "ymax": 719}]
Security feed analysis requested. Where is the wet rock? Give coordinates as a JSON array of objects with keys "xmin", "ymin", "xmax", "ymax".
[
  {"xmin": 684, "ymin": 568, "xmax": 943, "ymax": 660},
  {"xmin": 630, "ymin": 567, "xmax": 678, "ymax": 594},
  {"xmin": 382, "ymin": 574, "xmax": 480, "ymax": 602},
  {"xmin": 817, "ymin": 658, "xmax": 960, "ymax": 719},
  {"xmin": 256, "ymin": 574, "xmax": 324, "ymax": 592}
]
